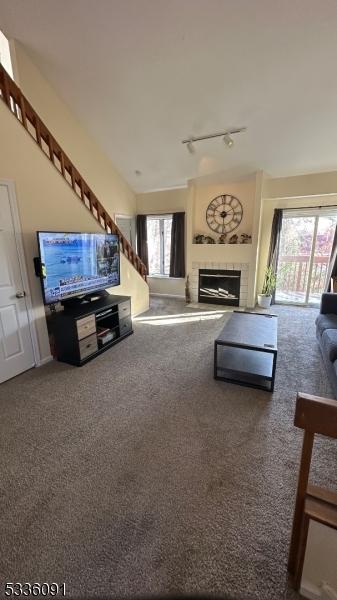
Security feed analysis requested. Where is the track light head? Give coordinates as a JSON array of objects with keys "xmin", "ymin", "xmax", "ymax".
[
  {"xmin": 186, "ymin": 140, "xmax": 195, "ymax": 154},
  {"xmin": 223, "ymin": 134, "xmax": 234, "ymax": 148}
]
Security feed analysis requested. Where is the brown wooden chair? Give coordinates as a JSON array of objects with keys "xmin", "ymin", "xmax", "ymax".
[{"xmin": 288, "ymin": 392, "xmax": 337, "ymax": 590}]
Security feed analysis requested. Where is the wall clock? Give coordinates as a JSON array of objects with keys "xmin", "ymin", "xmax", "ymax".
[{"xmin": 206, "ymin": 194, "xmax": 243, "ymax": 234}]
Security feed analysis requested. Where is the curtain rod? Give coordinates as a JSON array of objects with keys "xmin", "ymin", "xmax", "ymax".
[
  {"xmin": 140, "ymin": 211, "xmax": 184, "ymax": 216},
  {"xmin": 281, "ymin": 205, "xmax": 337, "ymax": 211}
]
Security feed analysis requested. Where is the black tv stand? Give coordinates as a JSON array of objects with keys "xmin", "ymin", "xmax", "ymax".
[{"xmin": 49, "ymin": 294, "xmax": 132, "ymax": 366}]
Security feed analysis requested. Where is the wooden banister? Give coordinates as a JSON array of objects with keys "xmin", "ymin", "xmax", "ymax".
[{"xmin": 0, "ymin": 63, "xmax": 147, "ymax": 281}]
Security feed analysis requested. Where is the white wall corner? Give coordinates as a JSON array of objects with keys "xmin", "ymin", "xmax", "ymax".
[
  {"xmin": 247, "ymin": 170, "xmax": 264, "ymax": 306},
  {"xmin": 186, "ymin": 179, "xmax": 196, "ymax": 276}
]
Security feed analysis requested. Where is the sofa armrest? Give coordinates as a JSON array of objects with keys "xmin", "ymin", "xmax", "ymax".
[{"xmin": 320, "ymin": 292, "xmax": 337, "ymax": 315}]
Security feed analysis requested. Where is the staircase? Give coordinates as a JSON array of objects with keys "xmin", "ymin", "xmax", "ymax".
[{"xmin": 0, "ymin": 63, "xmax": 147, "ymax": 281}]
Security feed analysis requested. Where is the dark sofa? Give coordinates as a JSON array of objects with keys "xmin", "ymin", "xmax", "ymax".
[{"xmin": 316, "ymin": 292, "xmax": 337, "ymax": 398}]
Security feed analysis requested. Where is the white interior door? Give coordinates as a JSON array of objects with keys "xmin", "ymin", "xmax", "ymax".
[
  {"xmin": 115, "ymin": 215, "xmax": 136, "ymax": 248},
  {"xmin": 0, "ymin": 184, "xmax": 35, "ymax": 383}
]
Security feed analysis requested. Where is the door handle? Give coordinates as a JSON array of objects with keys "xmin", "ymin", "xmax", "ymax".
[{"xmin": 16, "ymin": 291, "xmax": 26, "ymax": 298}]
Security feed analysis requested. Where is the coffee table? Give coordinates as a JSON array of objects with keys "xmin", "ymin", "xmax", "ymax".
[{"xmin": 214, "ymin": 311, "xmax": 278, "ymax": 392}]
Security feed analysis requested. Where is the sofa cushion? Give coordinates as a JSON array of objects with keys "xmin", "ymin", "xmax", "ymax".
[
  {"xmin": 316, "ymin": 313, "xmax": 337, "ymax": 336},
  {"xmin": 321, "ymin": 329, "xmax": 337, "ymax": 362}
]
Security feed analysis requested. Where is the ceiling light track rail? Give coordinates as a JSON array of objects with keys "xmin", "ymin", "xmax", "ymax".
[{"xmin": 182, "ymin": 128, "xmax": 246, "ymax": 145}]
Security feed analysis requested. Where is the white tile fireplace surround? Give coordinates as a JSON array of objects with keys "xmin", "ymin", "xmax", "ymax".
[{"xmin": 190, "ymin": 262, "xmax": 249, "ymax": 306}]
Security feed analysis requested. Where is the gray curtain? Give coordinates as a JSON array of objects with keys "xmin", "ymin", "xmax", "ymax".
[
  {"xmin": 325, "ymin": 225, "xmax": 337, "ymax": 292},
  {"xmin": 136, "ymin": 215, "xmax": 148, "ymax": 272},
  {"xmin": 267, "ymin": 208, "xmax": 283, "ymax": 303},
  {"xmin": 170, "ymin": 212, "xmax": 185, "ymax": 278}
]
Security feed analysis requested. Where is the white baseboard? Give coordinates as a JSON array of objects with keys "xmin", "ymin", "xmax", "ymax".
[
  {"xmin": 150, "ymin": 293, "xmax": 185, "ymax": 299},
  {"xmin": 301, "ymin": 581, "xmax": 321, "ymax": 600},
  {"xmin": 301, "ymin": 581, "xmax": 337, "ymax": 600},
  {"xmin": 36, "ymin": 354, "xmax": 53, "ymax": 367}
]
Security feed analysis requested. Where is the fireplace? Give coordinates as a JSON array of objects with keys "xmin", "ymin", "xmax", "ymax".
[{"xmin": 198, "ymin": 269, "xmax": 241, "ymax": 306}]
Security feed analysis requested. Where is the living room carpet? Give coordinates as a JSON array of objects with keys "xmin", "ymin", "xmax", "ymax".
[{"xmin": 0, "ymin": 299, "xmax": 336, "ymax": 600}]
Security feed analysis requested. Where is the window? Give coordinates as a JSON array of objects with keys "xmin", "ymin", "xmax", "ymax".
[
  {"xmin": 147, "ymin": 215, "xmax": 172, "ymax": 276},
  {"xmin": 0, "ymin": 30, "xmax": 14, "ymax": 79}
]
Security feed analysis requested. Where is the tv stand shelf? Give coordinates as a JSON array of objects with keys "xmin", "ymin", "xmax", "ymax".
[{"xmin": 49, "ymin": 294, "xmax": 132, "ymax": 366}]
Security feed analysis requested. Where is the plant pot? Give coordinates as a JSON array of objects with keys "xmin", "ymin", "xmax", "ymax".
[{"xmin": 257, "ymin": 294, "xmax": 272, "ymax": 309}]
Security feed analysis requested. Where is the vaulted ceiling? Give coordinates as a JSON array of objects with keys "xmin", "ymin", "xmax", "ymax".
[{"xmin": 1, "ymin": 0, "xmax": 337, "ymax": 192}]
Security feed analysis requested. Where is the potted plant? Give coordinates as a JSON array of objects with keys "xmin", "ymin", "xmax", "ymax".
[{"xmin": 258, "ymin": 266, "xmax": 277, "ymax": 308}]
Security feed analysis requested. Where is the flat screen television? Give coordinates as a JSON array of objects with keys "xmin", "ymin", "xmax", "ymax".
[{"xmin": 37, "ymin": 231, "xmax": 120, "ymax": 305}]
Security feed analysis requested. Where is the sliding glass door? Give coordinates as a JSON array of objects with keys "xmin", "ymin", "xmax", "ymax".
[
  {"xmin": 308, "ymin": 215, "xmax": 337, "ymax": 303},
  {"xmin": 275, "ymin": 210, "xmax": 337, "ymax": 306}
]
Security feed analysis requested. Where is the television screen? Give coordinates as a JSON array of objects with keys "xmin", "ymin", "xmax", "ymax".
[{"xmin": 37, "ymin": 231, "xmax": 120, "ymax": 304}]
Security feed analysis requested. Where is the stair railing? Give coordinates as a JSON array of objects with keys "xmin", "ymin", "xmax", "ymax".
[{"xmin": 0, "ymin": 63, "xmax": 147, "ymax": 281}]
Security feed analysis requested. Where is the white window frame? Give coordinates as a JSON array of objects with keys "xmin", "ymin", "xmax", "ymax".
[{"xmin": 146, "ymin": 214, "xmax": 172, "ymax": 277}]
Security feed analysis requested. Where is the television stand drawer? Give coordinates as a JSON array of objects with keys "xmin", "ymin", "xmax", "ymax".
[
  {"xmin": 119, "ymin": 315, "xmax": 132, "ymax": 336},
  {"xmin": 118, "ymin": 300, "xmax": 131, "ymax": 319},
  {"xmin": 79, "ymin": 333, "xmax": 98, "ymax": 360},
  {"xmin": 77, "ymin": 315, "xmax": 96, "ymax": 340}
]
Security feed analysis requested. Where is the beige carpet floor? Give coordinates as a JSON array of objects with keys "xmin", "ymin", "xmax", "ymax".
[{"xmin": 0, "ymin": 298, "xmax": 336, "ymax": 600}]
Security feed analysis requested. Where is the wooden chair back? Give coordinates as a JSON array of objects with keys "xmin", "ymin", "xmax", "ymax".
[{"xmin": 288, "ymin": 393, "xmax": 337, "ymax": 577}]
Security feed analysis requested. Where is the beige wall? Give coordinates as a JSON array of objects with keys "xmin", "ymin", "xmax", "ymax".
[
  {"xmin": 148, "ymin": 277, "xmax": 185, "ymax": 297},
  {"xmin": 136, "ymin": 188, "xmax": 187, "ymax": 297},
  {"xmin": 264, "ymin": 171, "xmax": 337, "ymax": 200},
  {"xmin": 0, "ymin": 102, "xmax": 149, "ymax": 363},
  {"xmin": 11, "ymin": 41, "xmax": 136, "ymax": 219},
  {"xmin": 257, "ymin": 194, "xmax": 337, "ymax": 295},
  {"xmin": 192, "ymin": 176, "xmax": 256, "ymax": 242},
  {"xmin": 136, "ymin": 187, "xmax": 187, "ymax": 215}
]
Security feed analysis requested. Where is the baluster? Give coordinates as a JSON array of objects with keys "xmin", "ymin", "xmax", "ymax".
[
  {"xmin": 97, "ymin": 204, "xmax": 103, "ymax": 224},
  {"xmin": 79, "ymin": 179, "xmax": 85, "ymax": 202},
  {"xmin": 19, "ymin": 95, "xmax": 27, "ymax": 129},
  {"xmin": 59, "ymin": 151, "xmax": 65, "ymax": 177},
  {"xmin": 47, "ymin": 134, "xmax": 54, "ymax": 163},
  {"xmin": 69, "ymin": 166, "xmax": 76, "ymax": 190},
  {"xmin": 35, "ymin": 117, "xmax": 42, "ymax": 146},
  {"xmin": 88, "ymin": 193, "xmax": 95, "ymax": 214}
]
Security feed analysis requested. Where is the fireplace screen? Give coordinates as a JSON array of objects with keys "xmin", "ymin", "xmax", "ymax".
[{"xmin": 198, "ymin": 269, "xmax": 241, "ymax": 306}]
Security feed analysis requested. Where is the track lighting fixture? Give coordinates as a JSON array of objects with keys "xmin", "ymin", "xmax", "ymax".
[
  {"xmin": 186, "ymin": 140, "xmax": 195, "ymax": 154},
  {"xmin": 182, "ymin": 127, "xmax": 246, "ymax": 153},
  {"xmin": 223, "ymin": 133, "xmax": 234, "ymax": 147}
]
